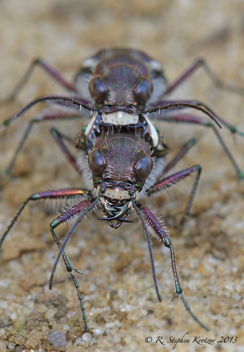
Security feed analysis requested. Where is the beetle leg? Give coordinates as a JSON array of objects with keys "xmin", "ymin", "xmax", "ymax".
[
  {"xmin": 129, "ymin": 196, "xmax": 161, "ymax": 303},
  {"xmin": 49, "ymin": 188, "xmax": 105, "ymax": 333},
  {"xmin": 49, "ymin": 199, "xmax": 93, "ymax": 333},
  {"xmin": 148, "ymin": 99, "xmax": 244, "ymax": 139},
  {"xmin": 0, "ymin": 188, "xmax": 91, "ymax": 332},
  {"xmin": 2, "ymin": 109, "xmax": 84, "ymax": 178},
  {"xmin": 164, "ymin": 58, "xmax": 244, "ymax": 96},
  {"xmin": 1, "ymin": 58, "xmax": 76, "ymax": 105},
  {"xmin": 153, "ymin": 112, "xmax": 244, "ymax": 179},
  {"xmin": 147, "ymin": 165, "xmax": 201, "ymax": 224},
  {"xmin": 50, "ymin": 127, "xmax": 83, "ymax": 174},
  {"xmin": 136, "ymin": 203, "xmax": 209, "ymax": 331},
  {"xmin": 0, "ymin": 188, "xmax": 90, "ymax": 247},
  {"xmin": 162, "ymin": 138, "xmax": 196, "ymax": 175}
]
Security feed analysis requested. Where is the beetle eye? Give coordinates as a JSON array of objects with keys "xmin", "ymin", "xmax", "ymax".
[
  {"xmin": 88, "ymin": 149, "xmax": 106, "ymax": 176},
  {"xmin": 134, "ymin": 155, "xmax": 153, "ymax": 182},
  {"xmin": 89, "ymin": 75, "xmax": 108, "ymax": 103},
  {"xmin": 134, "ymin": 78, "xmax": 153, "ymax": 105}
]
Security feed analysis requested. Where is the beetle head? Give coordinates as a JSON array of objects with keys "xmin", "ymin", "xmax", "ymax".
[{"xmin": 88, "ymin": 134, "xmax": 153, "ymax": 227}]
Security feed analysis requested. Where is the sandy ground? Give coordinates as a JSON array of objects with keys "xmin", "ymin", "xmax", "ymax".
[{"xmin": 0, "ymin": 1, "xmax": 244, "ymax": 351}]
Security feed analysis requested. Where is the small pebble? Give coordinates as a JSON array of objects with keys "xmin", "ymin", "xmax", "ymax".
[{"xmin": 47, "ymin": 330, "xmax": 67, "ymax": 348}]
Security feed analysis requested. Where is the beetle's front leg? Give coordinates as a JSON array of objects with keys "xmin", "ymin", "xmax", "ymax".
[
  {"xmin": 147, "ymin": 164, "xmax": 201, "ymax": 224},
  {"xmin": 136, "ymin": 203, "xmax": 209, "ymax": 331},
  {"xmin": 49, "ymin": 199, "xmax": 92, "ymax": 333},
  {"xmin": 0, "ymin": 188, "xmax": 91, "ymax": 332},
  {"xmin": 0, "ymin": 188, "xmax": 90, "ymax": 249}
]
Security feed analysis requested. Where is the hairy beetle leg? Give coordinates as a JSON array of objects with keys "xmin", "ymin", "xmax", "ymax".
[
  {"xmin": 147, "ymin": 164, "xmax": 201, "ymax": 224},
  {"xmin": 153, "ymin": 113, "xmax": 244, "ymax": 180},
  {"xmin": 138, "ymin": 204, "xmax": 209, "ymax": 331}
]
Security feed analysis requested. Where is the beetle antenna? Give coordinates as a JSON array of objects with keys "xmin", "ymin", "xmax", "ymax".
[
  {"xmin": 145, "ymin": 101, "xmax": 222, "ymax": 128},
  {"xmin": 1, "ymin": 95, "xmax": 95, "ymax": 129}
]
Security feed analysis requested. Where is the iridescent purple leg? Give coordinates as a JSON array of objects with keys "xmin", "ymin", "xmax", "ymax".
[
  {"xmin": 153, "ymin": 112, "xmax": 244, "ymax": 179},
  {"xmin": 1, "ymin": 95, "xmax": 93, "ymax": 179},
  {"xmin": 135, "ymin": 202, "xmax": 209, "ymax": 331},
  {"xmin": 49, "ymin": 183, "xmax": 105, "ymax": 332},
  {"xmin": 3, "ymin": 109, "xmax": 83, "ymax": 177},
  {"xmin": 150, "ymin": 139, "xmax": 199, "ymax": 223},
  {"xmin": 49, "ymin": 192, "xmax": 103, "ymax": 286},
  {"xmin": 162, "ymin": 138, "xmax": 196, "ymax": 176},
  {"xmin": 50, "ymin": 128, "xmax": 82, "ymax": 174},
  {"xmin": 147, "ymin": 165, "xmax": 201, "ymax": 223},
  {"xmin": 49, "ymin": 199, "xmax": 91, "ymax": 278},
  {"xmin": 0, "ymin": 188, "xmax": 91, "ymax": 332},
  {"xmin": 164, "ymin": 58, "xmax": 244, "ymax": 96},
  {"xmin": 2, "ymin": 58, "xmax": 76, "ymax": 104},
  {"xmin": 50, "ymin": 199, "xmax": 94, "ymax": 333},
  {"xmin": 0, "ymin": 188, "xmax": 89, "ymax": 247}
]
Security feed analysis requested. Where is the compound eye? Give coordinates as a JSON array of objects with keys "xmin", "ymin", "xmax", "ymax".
[
  {"xmin": 89, "ymin": 75, "xmax": 108, "ymax": 103},
  {"xmin": 88, "ymin": 149, "xmax": 106, "ymax": 176},
  {"xmin": 134, "ymin": 155, "xmax": 153, "ymax": 182},
  {"xmin": 134, "ymin": 78, "xmax": 153, "ymax": 105}
]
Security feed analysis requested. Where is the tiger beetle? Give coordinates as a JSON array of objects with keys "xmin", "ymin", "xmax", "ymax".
[{"xmin": 0, "ymin": 48, "xmax": 244, "ymax": 332}]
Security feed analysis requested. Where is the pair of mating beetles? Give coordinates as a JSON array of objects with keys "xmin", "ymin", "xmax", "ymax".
[{"xmin": 1, "ymin": 48, "xmax": 244, "ymax": 332}]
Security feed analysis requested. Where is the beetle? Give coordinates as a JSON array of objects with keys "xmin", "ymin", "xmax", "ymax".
[
  {"xmin": 1, "ymin": 48, "xmax": 243, "ymax": 178},
  {"xmin": 0, "ymin": 48, "xmax": 243, "ymax": 332}
]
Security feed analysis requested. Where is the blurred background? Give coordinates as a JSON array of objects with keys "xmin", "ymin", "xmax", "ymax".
[{"xmin": 0, "ymin": 1, "xmax": 244, "ymax": 351}]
